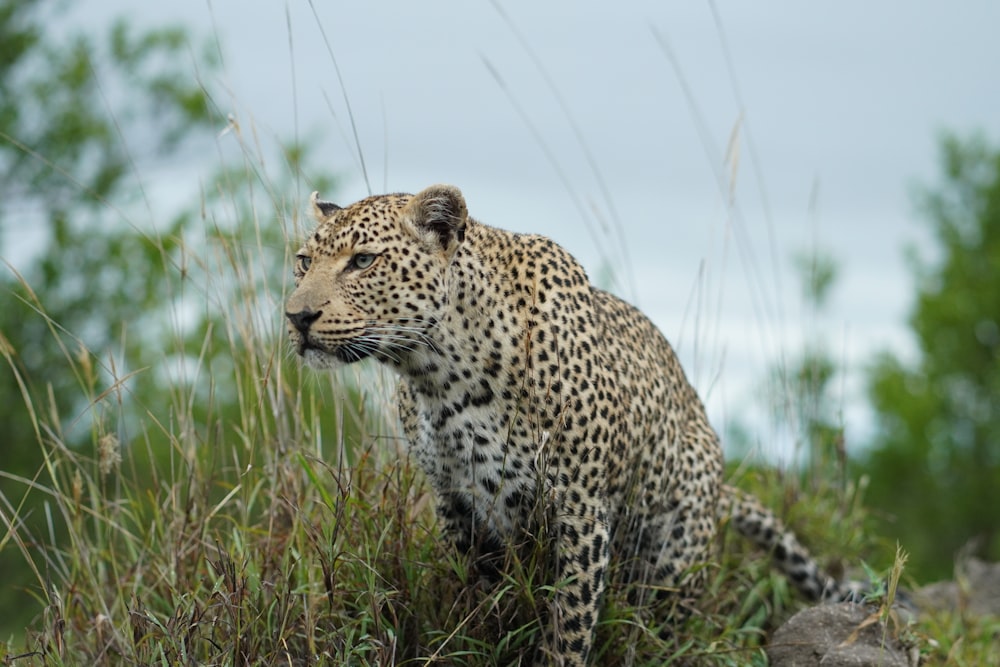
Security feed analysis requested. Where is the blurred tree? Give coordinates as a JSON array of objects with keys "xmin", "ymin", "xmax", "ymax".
[
  {"xmin": 0, "ymin": 0, "xmax": 347, "ymax": 638},
  {"xmin": 726, "ymin": 245, "xmax": 848, "ymax": 487},
  {"xmin": 863, "ymin": 133, "xmax": 1000, "ymax": 580},
  {"xmin": 1, "ymin": 1, "xmax": 217, "ymax": 450},
  {"xmin": 780, "ymin": 247, "xmax": 848, "ymax": 485},
  {"xmin": 0, "ymin": 0, "xmax": 228, "ymax": 636}
]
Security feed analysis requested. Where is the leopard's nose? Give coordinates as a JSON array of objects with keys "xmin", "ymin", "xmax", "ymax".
[{"xmin": 286, "ymin": 308, "xmax": 322, "ymax": 334}]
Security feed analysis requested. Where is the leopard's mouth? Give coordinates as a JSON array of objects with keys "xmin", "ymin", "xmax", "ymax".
[
  {"xmin": 294, "ymin": 333, "xmax": 322, "ymax": 357},
  {"xmin": 333, "ymin": 344, "xmax": 373, "ymax": 363},
  {"xmin": 294, "ymin": 333, "xmax": 373, "ymax": 365}
]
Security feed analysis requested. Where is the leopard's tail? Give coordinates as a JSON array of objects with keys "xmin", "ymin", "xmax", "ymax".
[{"xmin": 716, "ymin": 484, "xmax": 865, "ymax": 602}]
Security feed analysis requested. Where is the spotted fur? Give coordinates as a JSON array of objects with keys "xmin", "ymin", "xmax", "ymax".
[{"xmin": 286, "ymin": 185, "xmax": 857, "ymax": 665}]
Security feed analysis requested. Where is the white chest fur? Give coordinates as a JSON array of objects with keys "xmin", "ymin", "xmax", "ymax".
[{"xmin": 406, "ymin": 396, "xmax": 538, "ymax": 537}]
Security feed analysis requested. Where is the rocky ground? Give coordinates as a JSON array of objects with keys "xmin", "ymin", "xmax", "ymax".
[{"xmin": 766, "ymin": 558, "xmax": 1000, "ymax": 666}]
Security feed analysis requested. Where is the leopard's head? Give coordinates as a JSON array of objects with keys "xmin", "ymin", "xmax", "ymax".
[{"xmin": 285, "ymin": 184, "xmax": 468, "ymax": 369}]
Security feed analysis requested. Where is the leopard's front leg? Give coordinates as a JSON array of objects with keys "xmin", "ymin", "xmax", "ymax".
[{"xmin": 540, "ymin": 498, "xmax": 610, "ymax": 666}]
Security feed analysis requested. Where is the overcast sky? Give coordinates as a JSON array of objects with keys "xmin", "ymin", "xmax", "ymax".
[{"xmin": 70, "ymin": 0, "xmax": 1000, "ymax": 461}]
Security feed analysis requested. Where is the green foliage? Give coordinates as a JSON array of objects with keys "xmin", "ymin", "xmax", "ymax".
[
  {"xmin": 1, "ymin": 0, "xmax": 222, "ymax": 634},
  {"xmin": 726, "ymin": 245, "xmax": 851, "ymax": 491},
  {"xmin": 782, "ymin": 246, "xmax": 849, "ymax": 483},
  {"xmin": 792, "ymin": 246, "xmax": 839, "ymax": 310},
  {"xmin": 863, "ymin": 133, "xmax": 1000, "ymax": 580},
  {"xmin": 0, "ymin": 0, "xmax": 344, "ymax": 640},
  {"xmin": 915, "ymin": 608, "xmax": 1000, "ymax": 665},
  {"xmin": 0, "ymin": 266, "xmax": 387, "ymax": 663},
  {"xmin": 1, "ymin": 0, "xmax": 216, "ymax": 452}
]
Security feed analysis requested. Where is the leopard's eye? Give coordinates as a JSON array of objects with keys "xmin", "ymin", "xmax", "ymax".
[
  {"xmin": 296, "ymin": 254, "xmax": 312, "ymax": 273},
  {"xmin": 352, "ymin": 253, "xmax": 376, "ymax": 270}
]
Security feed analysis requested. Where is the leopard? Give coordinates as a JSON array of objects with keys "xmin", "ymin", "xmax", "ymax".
[{"xmin": 285, "ymin": 184, "xmax": 860, "ymax": 665}]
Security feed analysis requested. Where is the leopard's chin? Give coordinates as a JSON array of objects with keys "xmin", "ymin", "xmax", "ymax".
[{"xmin": 299, "ymin": 346, "xmax": 341, "ymax": 370}]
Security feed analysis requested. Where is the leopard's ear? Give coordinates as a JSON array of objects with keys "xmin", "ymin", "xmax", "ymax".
[
  {"xmin": 405, "ymin": 184, "xmax": 468, "ymax": 256},
  {"xmin": 310, "ymin": 191, "xmax": 341, "ymax": 220}
]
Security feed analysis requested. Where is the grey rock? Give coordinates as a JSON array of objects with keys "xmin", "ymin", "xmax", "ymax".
[
  {"xmin": 914, "ymin": 557, "xmax": 1000, "ymax": 617},
  {"xmin": 767, "ymin": 603, "xmax": 913, "ymax": 667}
]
